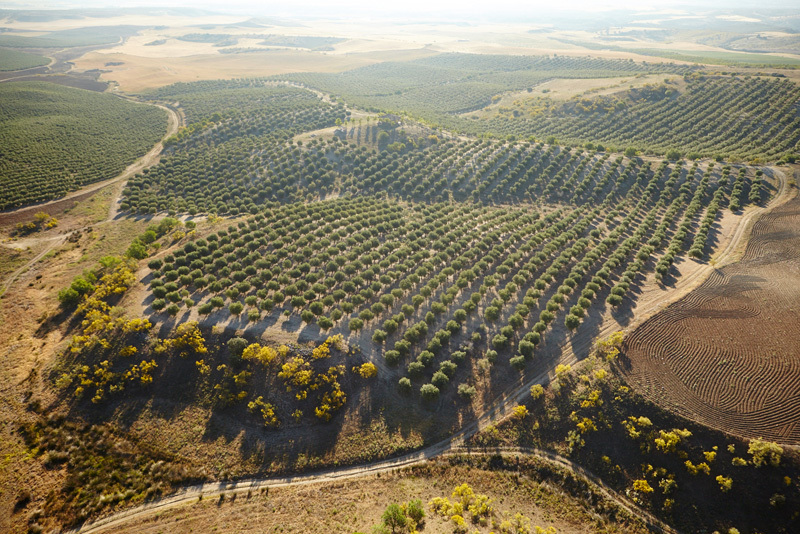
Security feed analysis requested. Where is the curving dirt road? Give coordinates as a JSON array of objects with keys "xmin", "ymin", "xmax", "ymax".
[{"xmin": 68, "ymin": 445, "xmax": 678, "ymax": 534}]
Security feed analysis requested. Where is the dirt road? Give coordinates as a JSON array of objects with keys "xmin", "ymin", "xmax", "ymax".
[{"xmin": 68, "ymin": 444, "xmax": 678, "ymax": 534}]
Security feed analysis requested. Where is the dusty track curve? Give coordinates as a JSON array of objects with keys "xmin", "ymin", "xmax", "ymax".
[{"xmin": 68, "ymin": 445, "xmax": 678, "ymax": 534}]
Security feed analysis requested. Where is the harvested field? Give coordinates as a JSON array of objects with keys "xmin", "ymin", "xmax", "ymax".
[{"xmin": 622, "ymin": 192, "xmax": 800, "ymax": 444}]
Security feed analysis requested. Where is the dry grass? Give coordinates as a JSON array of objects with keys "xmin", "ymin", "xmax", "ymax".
[
  {"xmin": 73, "ymin": 50, "xmax": 379, "ymax": 93},
  {"xmin": 89, "ymin": 461, "xmax": 641, "ymax": 534},
  {"xmin": 466, "ymin": 73, "xmax": 687, "ymax": 120}
]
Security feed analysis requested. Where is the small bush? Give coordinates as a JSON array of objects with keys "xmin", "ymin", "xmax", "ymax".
[{"xmin": 420, "ymin": 383, "xmax": 440, "ymax": 400}]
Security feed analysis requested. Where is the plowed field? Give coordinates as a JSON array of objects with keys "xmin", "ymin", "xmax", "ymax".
[{"xmin": 623, "ymin": 192, "xmax": 800, "ymax": 444}]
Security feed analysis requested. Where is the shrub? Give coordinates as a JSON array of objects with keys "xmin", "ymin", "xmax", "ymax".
[
  {"xmin": 418, "ymin": 350, "xmax": 435, "ymax": 366},
  {"xmin": 457, "ymin": 383, "xmax": 477, "ymax": 399},
  {"xmin": 406, "ymin": 498, "xmax": 425, "ymax": 525},
  {"xmin": 420, "ymin": 383, "xmax": 440, "ymax": 400},
  {"xmin": 512, "ymin": 405, "xmax": 529, "ymax": 419},
  {"xmin": 227, "ymin": 337, "xmax": 249, "ymax": 358},
  {"xmin": 519, "ymin": 340, "xmax": 535, "ymax": 357},
  {"xmin": 509, "ymin": 354, "xmax": 526, "ymax": 370},
  {"xmin": 431, "ymin": 370, "xmax": 449, "ymax": 388},
  {"xmin": 384, "ymin": 350, "xmax": 401, "ymax": 366},
  {"xmin": 372, "ymin": 329, "xmax": 387, "ymax": 344},
  {"xmin": 565, "ymin": 314, "xmax": 581, "ymax": 331},
  {"xmin": 491, "ymin": 334, "xmax": 508, "ymax": 348},
  {"xmin": 407, "ymin": 361, "xmax": 425, "ymax": 377},
  {"xmin": 439, "ymin": 360, "xmax": 457, "ymax": 377},
  {"xmin": 58, "ymin": 287, "xmax": 81, "ymax": 307},
  {"xmin": 748, "ymin": 438, "xmax": 783, "ymax": 467},
  {"xmin": 398, "ymin": 377, "xmax": 412, "ymax": 392}
]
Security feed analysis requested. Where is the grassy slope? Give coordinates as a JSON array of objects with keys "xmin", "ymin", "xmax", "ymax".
[{"xmin": 0, "ymin": 48, "xmax": 49, "ymax": 71}]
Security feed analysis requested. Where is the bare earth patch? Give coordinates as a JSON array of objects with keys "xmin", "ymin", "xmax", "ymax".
[{"xmin": 623, "ymin": 183, "xmax": 800, "ymax": 444}]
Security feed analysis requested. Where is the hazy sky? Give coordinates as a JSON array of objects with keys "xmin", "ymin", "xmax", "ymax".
[{"xmin": 3, "ymin": 0, "xmax": 792, "ymax": 18}]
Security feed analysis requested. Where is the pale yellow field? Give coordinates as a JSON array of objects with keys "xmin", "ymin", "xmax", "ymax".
[
  {"xmin": 533, "ymin": 72, "xmax": 685, "ymax": 101},
  {"xmin": 74, "ymin": 49, "xmax": 377, "ymax": 93},
  {"xmin": 463, "ymin": 73, "xmax": 686, "ymax": 120},
  {"xmin": 16, "ymin": 12, "xmax": 773, "ymax": 94}
]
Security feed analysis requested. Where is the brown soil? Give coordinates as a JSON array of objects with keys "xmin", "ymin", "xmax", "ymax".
[{"xmin": 622, "ymin": 187, "xmax": 800, "ymax": 445}]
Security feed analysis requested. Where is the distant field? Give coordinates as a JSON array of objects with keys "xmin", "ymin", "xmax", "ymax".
[
  {"xmin": 0, "ymin": 25, "xmax": 141, "ymax": 48},
  {"xmin": 0, "ymin": 47, "xmax": 49, "ymax": 71},
  {"xmin": 273, "ymin": 54, "xmax": 800, "ymax": 160},
  {"xmin": 0, "ymin": 81, "xmax": 167, "ymax": 210},
  {"xmin": 458, "ymin": 75, "xmax": 800, "ymax": 160},
  {"xmin": 554, "ymin": 38, "xmax": 800, "ymax": 68},
  {"xmin": 629, "ymin": 48, "xmax": 800, "ymax": 68},
  {"xmin": 144, "ymin": 79, "xmax": 345, "ymax": 125},
  {"xmin": 276, "ymin": 53, "xmax": 696, "ymax": 117},
  {"xmin": 72, "ymin": 48, "xmax": 386, "ymax": 92}
]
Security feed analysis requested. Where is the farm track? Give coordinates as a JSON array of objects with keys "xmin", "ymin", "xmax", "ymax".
[
  {"xmin": 67, "ymin": 444, "xmax": 678, "ymax": 534},
  {"xmin": 623, "ymin": 169, "xmax": 800, "ymax": 444}
]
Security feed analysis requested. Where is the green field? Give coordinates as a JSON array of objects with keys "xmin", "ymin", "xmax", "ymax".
[
  {"xmin": 448, "ymin": 75, "xmax": 800, "ymax": 161},
  {"xmin": 630, "ymin": 48, "xmax": 800, "ymax": 68},
  {"xmin": 124, "ymin": 78, "xmax": 765, "ymax": 394},
  {"xmin": 0, "ymin": 25, "xmax": 141, "ymax": 48},
  {"xmin": 0, "ymin": 47, "xmax": 49, "ymax": 71},
  {"xmin": 275, "ymin": 53, "xmax": 695, "ymax": 117},
  {"xmin": 0, "ymin": 81, "xmax": 168, "ymax": 209}
]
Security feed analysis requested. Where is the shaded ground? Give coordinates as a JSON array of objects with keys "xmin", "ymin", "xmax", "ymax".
[{"xmin": 623, "ymin": 187, "xmax": 800, "ymax": 444}]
